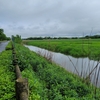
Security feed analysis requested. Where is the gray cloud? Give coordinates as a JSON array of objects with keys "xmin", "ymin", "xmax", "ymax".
[{"xmin": 0, "ymin": 0, "xmax": 100, "ymax": 38}]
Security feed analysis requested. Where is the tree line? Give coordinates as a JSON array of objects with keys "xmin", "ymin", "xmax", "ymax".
[
  {"xmin": 0, "ymin": 29, "xmax": 10, "ymax": 41},
  {"xmin": 24, "ymin": 35, "xmax": 100, "ymax": 40}
]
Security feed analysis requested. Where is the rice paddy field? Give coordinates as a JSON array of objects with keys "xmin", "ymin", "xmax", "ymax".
[{"xmin": 23, "ymin": 39, "xmax": 100, "ymax": 60}]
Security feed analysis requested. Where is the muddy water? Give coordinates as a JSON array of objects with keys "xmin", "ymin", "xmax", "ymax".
[{"xmin": 25, "ymin": 45, "xmax": 100, "ymax": 87}]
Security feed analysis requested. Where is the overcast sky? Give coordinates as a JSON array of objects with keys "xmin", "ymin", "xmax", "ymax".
[{"xmin": 0, "ymin": 0, "xmax": 100, "ymax": 38}]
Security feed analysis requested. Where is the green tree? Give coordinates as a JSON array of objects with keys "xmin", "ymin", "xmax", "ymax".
[
  {"xmin": 0, "ymin": 28, "xmax": 7, "ymax": 41},
  {"xmin": 12, "ymin": 34, "xmax": 22, "ymax": 44},
  {"xmin": 0, "ymin": 29, "xmax": 4, "ymax": 34}
]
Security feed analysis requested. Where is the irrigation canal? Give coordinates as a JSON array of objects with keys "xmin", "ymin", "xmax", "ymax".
[
  {"xmin": 0, "ymin": 41, "xmax": 9, "ymax": 52},
  {"xmin": 0, "ymin": 42, "xmax": 100, "ymax": 87},
  {"xmin": 25, "ymin": 45, "xmax": 100, "ymax": 87}
]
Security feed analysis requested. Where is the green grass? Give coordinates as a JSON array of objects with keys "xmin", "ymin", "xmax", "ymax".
[
  {"xmin": 23, "ymin": 39, "xmax": 100, "ymax": 60},
  {"xmin": 0, "ymin": 49, "xmax": 15, "ymax": 99},
  {"xmin": 0, "ymin": 42, "xmax": 100, "ymax": 99},
  {"xmin": 14, "ymin": 43, "xmax": 100, "ymax": 100},
  {"xmin": 5, "ymin": 41, "xmax": 12, "ymax": 50}
]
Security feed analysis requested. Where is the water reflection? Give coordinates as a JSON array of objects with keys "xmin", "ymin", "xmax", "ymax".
[{"xmin": 25, "ymin": 45, "xmax": 100, "ymax": 87}]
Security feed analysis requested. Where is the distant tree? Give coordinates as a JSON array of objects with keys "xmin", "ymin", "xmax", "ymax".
[
  {"xmin": 0, "ymin": 28, "xmax": 7, "ymax": 41},
  {"xmin": 71, "ymin": 37, "xmax": 78, "ymax": 39},
  {"xmin": 6, "ymin": 37, "xmax": 11, "ymax": 40},
  {"xmin": 0, "ymin": 29, "xmax": 4, "ymax": 34},
  {"xmin": 84, "ymin": 35, "xmax": 100, "ymax": 39},
  {"xmin": 12, "ymin": 35, "xmax": 22, "ymax": 44},
  {"xmin": 54, "ymin": 37, "xmax": 58, "ymax": 39}
]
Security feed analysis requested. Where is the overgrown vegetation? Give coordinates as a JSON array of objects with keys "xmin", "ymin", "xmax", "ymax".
[
  {"xmin": 23, "ymin": 39, "xmax": 100, "ymax": 60},
  {"xmin": 0, "ymin": 35, "xmax": 23, "ymax": 99},
  {"xmin": 14, "ymin": 43, "xmax": 100, "ymax": 100},
  {"xmin": 0, "ymin": 49, "xmax": 15, "ymax": 99},
  {"xmin": 12, "ymin": 35, "xmax": 22, "ymax": 44},
  {"xmin": 1, "ymin": 37, "xmax": 100, "ymax": 99}
]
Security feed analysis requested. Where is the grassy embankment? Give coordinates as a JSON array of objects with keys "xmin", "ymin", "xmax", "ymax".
[
  {"xmin": 0, "ymin": 42, "xmax": 15, "ymax": 100},
  {"xmin": 12, "ymin": 43, "xmax": 100, "ymax": 99},
  {"xmin": 0, "ymin": 42, "xmax": 100, "ymax": 99},
  {"xmin": 23, "ymin": 39, "xmax": 100, "ymax": 60}
]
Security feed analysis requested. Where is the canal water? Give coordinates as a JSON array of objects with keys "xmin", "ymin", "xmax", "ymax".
[
  {"xmin": 0, "ymin": 41, "xmax": 9, "ymax": 52},
  {"xmin": 25, "ymin": 45, "xmax": 100, "ymax": 87}
]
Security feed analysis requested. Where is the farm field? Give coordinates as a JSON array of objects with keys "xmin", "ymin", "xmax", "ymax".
[{"xmin": 23, "ymin": 39, "xmax": 100, "ymax": 60}]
